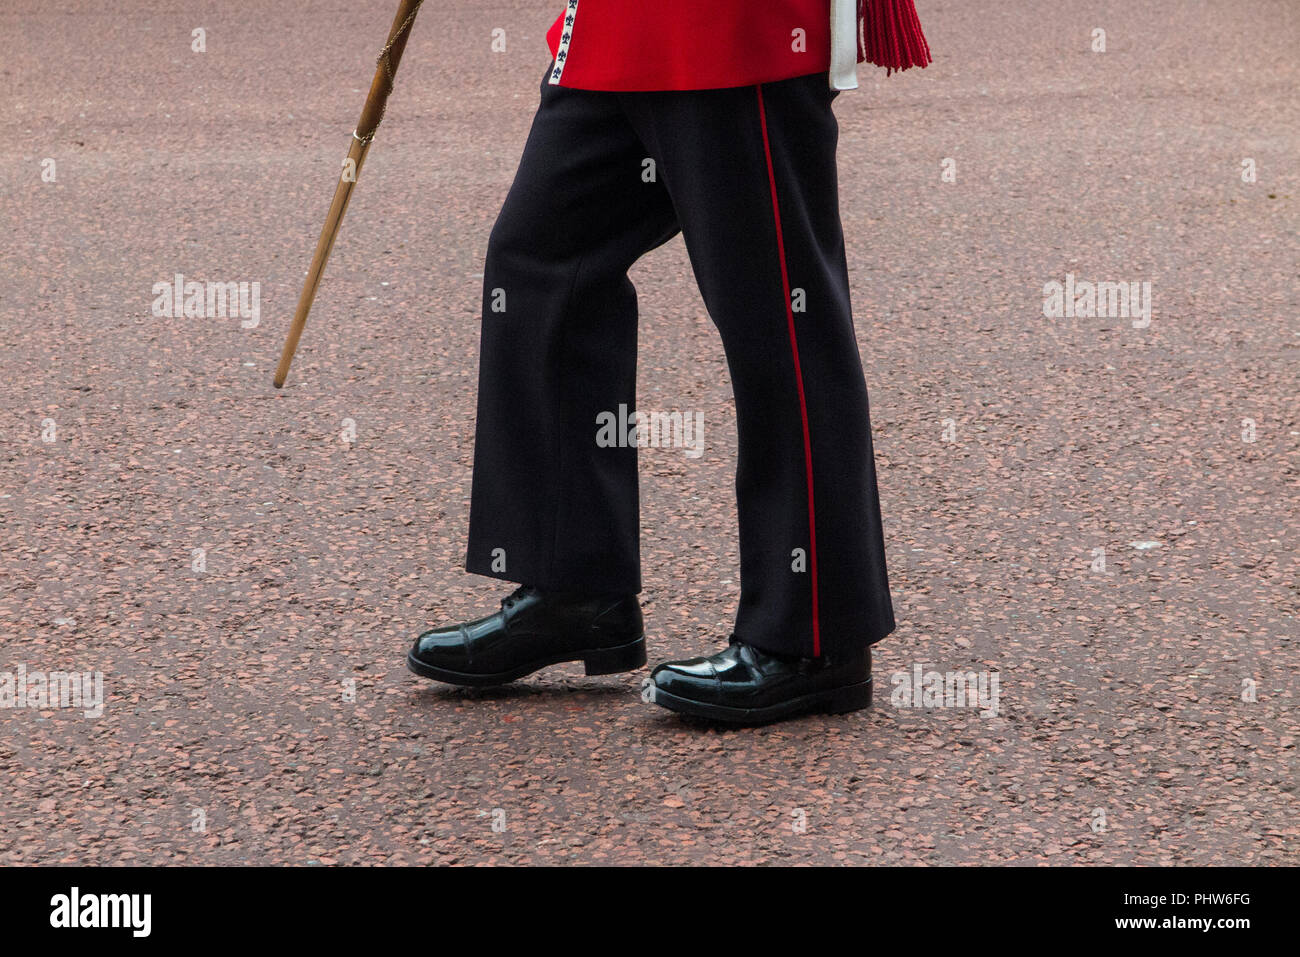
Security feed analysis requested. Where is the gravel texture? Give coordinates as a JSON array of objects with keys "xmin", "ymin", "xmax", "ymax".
[{"xmin": 0, "ymin": 0, "xmax": 1296, "ymax": 865}]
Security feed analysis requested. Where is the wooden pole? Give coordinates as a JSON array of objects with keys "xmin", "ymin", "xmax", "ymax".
[{"xmin": 274, "ymin": 0, "xmax": 424, "ymax": 388}]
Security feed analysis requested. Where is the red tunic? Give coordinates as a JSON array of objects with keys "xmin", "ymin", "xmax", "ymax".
[{"xmin": 545, "ymin": 0, "xmax": 848, "ymax": 92}]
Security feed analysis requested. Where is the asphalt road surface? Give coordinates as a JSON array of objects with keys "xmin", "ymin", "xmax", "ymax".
[{"xmin": 1, "ymin": 1, "xmax": 1296, "ymax": 864}]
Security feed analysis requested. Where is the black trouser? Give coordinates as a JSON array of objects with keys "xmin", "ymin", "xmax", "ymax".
[{"xmin": 465, "ymin": 67, "xmax": 894, "ymax": 659}]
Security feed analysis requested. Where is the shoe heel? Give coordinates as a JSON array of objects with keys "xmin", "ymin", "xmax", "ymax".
[
  {"xmin": 583, "ymin": 636, "xmax": 647, "ymax": 676},
  {"xmin": 825, "ymin": 677, "xmax": 873, "ymax": 714}
]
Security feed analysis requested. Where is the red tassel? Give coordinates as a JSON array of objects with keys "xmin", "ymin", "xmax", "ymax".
[{"xmin": 859, "ymin": 0, "xmax": 932, "ymax": 75}]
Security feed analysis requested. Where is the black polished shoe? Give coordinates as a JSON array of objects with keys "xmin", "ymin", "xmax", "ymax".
[
  {"xmin": 643, "ymin": 638, "xmax": 872, "ymax": 725},
  {"xmin": 407, "ymin": 586, "xmax": 646, "ymax": 687}
]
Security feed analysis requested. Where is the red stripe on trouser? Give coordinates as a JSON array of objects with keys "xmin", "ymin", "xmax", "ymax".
[{"xmin": 755, "ymin": 84, "xmax": 821, "ymax": 657}]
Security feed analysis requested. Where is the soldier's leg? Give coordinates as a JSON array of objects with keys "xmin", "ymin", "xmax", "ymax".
[
  {"xmin": 465, "ymin": 71, "xmax": 680, "ymax": 595},
  {"xmin": 623, "ymin": 73, "xmax": 894, "ymax": 660},
  {"xmin": 409, "ymin": 71, "xmax": 680, "ymax": 688}
]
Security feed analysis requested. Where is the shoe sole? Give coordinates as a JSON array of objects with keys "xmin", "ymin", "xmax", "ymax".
[
  {"xmin": 406, "ymin": 635, "xmax": 647, "ymax": 687},
  {"xmin": 642, "ymin": 676, "xmax": 872, "ymax": 725}
]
